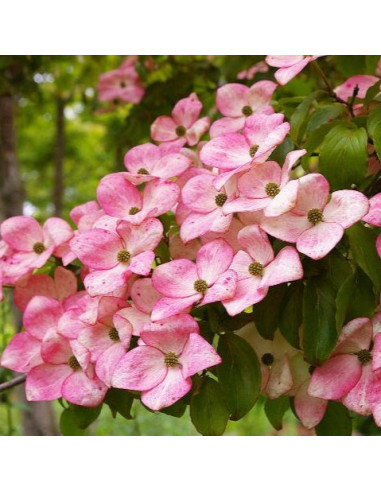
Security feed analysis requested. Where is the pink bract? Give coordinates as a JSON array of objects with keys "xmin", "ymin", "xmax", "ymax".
[{"xmin": 265, "ymin": 55, "xmax": 321, "ymax": 85}]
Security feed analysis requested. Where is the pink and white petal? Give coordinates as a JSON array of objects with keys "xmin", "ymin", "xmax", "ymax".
[
  {"xmin": 14, "ymin": 274, "xmax": 56, "ymax": 311},
  {"xmin": 26, "ymin": 364, "xmax": 71, "ymax": 401},
  {"xmin": 180, "ymin": 209, "xmax": 231, "ymax": 243},
  {"xmin": 186, "ymin": 116, "xmax": 210, "ymax": 146},
  {"xmin": 362, "ymin": 193, "xmax": 381, "ymax": 227},
  {"xmin": 62, "ymin": 370, "xmax": 107, "ymax": 407},
  {"xmin": 335, "ymin": 75, "xmax": 379, "ymax": 101},
  {"xmin": 141, "ymin": 366, "xmax": 192, "ymax": 411},
  {"xmin": 261, "ymin": 212, "xmax": 310, "ymax": 243},
  {"xmin": 54, "ymin": 267, "xmax": 77, "ymax": 300},
  {"xmin": 216, "ymin": 83, "xmax": 250, "ymax": 117},
  {"xmin": 238, "ymin": 161, "xmax": 282, "ymax": 198},
  {"xmin": 77, "ymin": 323, "xmax": 112, "ymax": 362},
  {"xmin": 181, "ymin": 173, "xmax": 218, "ymax": 214},
  {"xmin": 43, "ymin": 218, "xmax": 73, "ymax": 248},
  {"xmin": 141, "ymin": 323, "xmax": 196, "ymax": 356},
  {"xmin": 273, "ymin": 58, "xmax": 312, "ymax": 85},
  {"xmin": 201, "ymin": 269, "xmax": 237, "ymax": 305},
  {"xmin": 294, "ymin": 380, "xmax": 328, "ymax": 429},
  {"xmin": 129, "ymin": 251, "xmax": 154, "ymax": 276},
  {"xmin": 308, "ymin": 354, "xmax": 362, "ymax": 400},
  {"xmin": 238, "ymin": 224, "xmax": 274, "ymax": 265},
  {"xmin": 335, "ymin": 317, "xmax": 373, "ymax": 355},
  {"xmin": 212, "ymin": 164, "xmax": 250, "ymax": 191},
  {"xmin": 200, "ymin": 133, "xmax": 250, "ymax": 171},
  {"xmin": 0, "ymin": 332, "xmax": 43, "ymax": 373},
  {"xmin": 70, "ymin": 229, "xmax": 121, "ymax": 270},
  {"xmin": 142, "ymin": 180, "xmax": 180, "ymax": 218},
  {"xmin": 57, "ymin": 309, "xmax": 86, "ymax": 339},
  {"xmin": 151, "ymin": 115, "xmax": 178, "ymax": 142},
  {"xmin": 70, "ymin": 200, "xmax": 99, "ymax": 226},
  {"xmin": 124, "ymin": 142, "xmax": 160, "ymax": 174},
  {"xmin": 153, "ymin": 153, "xmax": 191, "ymax": 179},
  {"xmin": 210, "ymin": 116, "xmax": 245, "ymax": 138},
  {"xmin": 95, "ymin": 343, "xmax": 127, "ymax": 387},
  {"xmin": 297, "ymin": 222, "xmax": 344, "ymax": 260},
  {"xmin": 222, "ymin": 277, "xmax": 268, "ymax": 316},
  {"xmin": 97, "ymin": 173, "xmax": 142, "ymax": 218},
  {"xmin": 280, "ymin": 149, "xmax": 307, "ymax": 186},
  {"xmin": 377, "ymin": 235, "xmax": 381, "ymax": 258},
  {"xmin": 265, "ymin": 55, "xmax": 305, "ymax": 68},
  {"xmin": 172, "ymin": 93, "xmax": 202, "ymax": 128},
  {"xmin": 223, "ymin": 196, "xmax": 270, "ymax": 214},
  {"xmin": 180, "ymin": 333, "xmax": 221, "ymax": 378},
  {"xmin": 152, "ymin": 259, "xmax": 198, "ymax": 297},
  {"xmin": 323, "ymin": 190, "xmax": 369, "ymax": 228},
  {"xmin": 341, "ymin": 363, "xmax": 373, "ymax": 416},
  {"xmin": 196, "ymin": 238, "xmax": 234, "ymax": 285},
  {"xmin": 131, "ymin": 278, "xmax": 162, "ymax": 314},
  {"xmin": 150, "ymin": 294, "xmax": 200, "ymax": 322},
  {"xmin": 248, "ymin": 80, "xmax": 277, "ymax": 111},
  {"xmin": 261, "ymin": 246, "xmax": 303, "ymax": 288},
  {"xmin": 1, "ymin": 216, "xmax": 43, "ymax": 251},
  {"xmin": 266, "ymin": 355, "xmax": 294, "ymax": 399},
  {"xmin": 118, "ymin": 218, "xmax": 163, "ymax": 256},
  {"xmin": 264, "ymin": 180, "xmax": 299, "ymax": 217},
  {"xmin": 229, "ymin": 250, "xmax": 253, "ymax": 280},
  {"xmin": 112, "ymin": 346, "xmax": 167, "ymax": 391},
  {"xmin": 24, "ymin": 296, "xmax": 64, "ymax": 340},
  {"xmin": 41, "ymin": 330, "xmax": 73, "ymax": 365},
  {"xmin": 84, "ymin": 264, "xmax": 131, "ymax": 296},
  {"xmin": 294, "ymin": 174, "xmax": 330, "ymax": 214}
]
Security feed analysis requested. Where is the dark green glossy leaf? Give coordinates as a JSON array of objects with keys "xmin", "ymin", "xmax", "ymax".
[
  {"xmin": 59, "ymin": 409, "xmax": 86, "ymax": 436},
  {"xmin": 315, "ymin": 401, "xmax": 352, "ymax": 436},
  {"xmin": 69, "ymin": 403, "xmax": 102, "ymax": 429},
  {"xmin": 264, "ymin": 396, "xmax": 290, "ymax": 431},
  {"xmin": 279, "ymin": 282, "xmax": 303, "ymax": 349},
  {"xmin": 104, "ymin": 388, "xmax": 134, "ymax": 420},
  {"xmin": 252, "ymin": 284, "xmax": 287, "ymax": 340},
  {"xmin": 368, "ymin": 104, "xmax": 381, "ymax": 159}
]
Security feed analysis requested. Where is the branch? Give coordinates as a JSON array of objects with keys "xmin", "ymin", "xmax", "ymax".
[{"xmin": 0, "ymin": 374, "xmax": 26, "ymax": 393}]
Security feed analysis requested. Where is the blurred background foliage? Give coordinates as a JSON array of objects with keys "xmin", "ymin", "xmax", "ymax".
[{"xmin": 1, "ymin": 55, "xmax": 381, "ymax": 435}]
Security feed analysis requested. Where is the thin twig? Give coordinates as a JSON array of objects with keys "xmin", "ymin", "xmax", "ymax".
[{"xmin": 0, "ymin": 374, "xmax": 26, "ymax": 393}]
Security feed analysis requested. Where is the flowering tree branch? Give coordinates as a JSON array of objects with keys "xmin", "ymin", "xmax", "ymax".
[{"xmin": 0, "ymin": 374, "xmax": 26, "ymax": 393}]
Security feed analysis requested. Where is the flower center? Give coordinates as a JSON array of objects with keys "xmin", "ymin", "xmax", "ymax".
[
  {"xmin": 120, "ymin": 81, "xmax": 126, "ymax": 88},
  {"xmin": 249, "ymin": 145, "xmax": 259, "ymax": 158},
  {"xmin": 164, "ymin": 352, "xmax": 179, "ymax": 367},
  {"xmin": 194, "ymin": 279, "xmax": 208, "ymax": 293},
  {"xmin": 33, "ymin": 242, "xmax": 46, "ymax": 254},
  {"xmin": 137, "ymin": 168, "xmax": 149, "ymax": 175},
  {"xmin": 117, "ymin": 249, "xmax": 131, "ymax": 263},
  {"xmin": 356, "ymin": 349, "xmax": 373, "ymax": 365},
  {"xmin": 108, "ymin": 327, "xmax": 120, "ymax": 342},
  {"xmin": 242, "ymin": 105, "xmax": 253, "ymax": 116},
  {"xmin": 68, "ymin": 356, "xmax": 81, "ymax": 371},
  {"xmin": 129, "ymin": 206, "xmax": 140, "ymax": 215},
  {"xmin": 215, "ymin": 193, "xmax": 228, "ymax": 207},
  {"xmin": 176, "ymin": 125, "xmax": 186, "ymax": 137},
  {"xmin": 249, "ymin": 262, "xmax": 264, "ymax": 276},
  {"xmin": 261, "ymin": 353, "xmax": 274, "ymax": 366},
  {"xmin": 307, "ymin": 208, "xmax": 324, "ymax": 225},
  {"xmin": 265, "ymin": 182, "xmax": 280, "ymax": 197}
]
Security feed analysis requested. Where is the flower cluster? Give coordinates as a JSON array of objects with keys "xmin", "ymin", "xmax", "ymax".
[{"xmin": 1, "ymin": 56, "xmax": 381, "ymax": 434}]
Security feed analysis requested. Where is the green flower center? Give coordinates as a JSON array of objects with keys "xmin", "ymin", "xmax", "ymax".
[
  {"xmin": 164, "ymin": 352, "xmax": 179, "ymax": 367},
  {"xmin": 249, "ymin": 262, "xmax": 264, "ymax": 276},
  {"xmin": 356, "ymin": 349, "xmax": 373, "ymax": 365},
  {"xmin": 137, "ymin": 168, "xmax": 149, "ymax": 175},
  {"xmin": 108, "ymin": 327, "xmax": 120, "ymax": 342},
  {"xmin": 261, "ymin": 353, "xmax": 274, "ymax": 366},
  {"xmin": 68, "ymin": 356, "xmax": 81, "ymax": 371},
  {"xmin": 215, "ymin": 193, "xmax": 228, "ymax": 207},
  {"xmin": 242, "ymin": 105, "xmax": 253, "ymax": 116},
  {"xmin": 117, "ymin": 249, "xmax": 131, "ymax": 263},
  {"xmin": 307, "ymin": 208, "xmax": 324, "ymax": 225},
  {"xmin": 249, "ymin": 145, "xmax": 259, "ymax": 158},
  {"xmin": 176, "ymin": 125, "xmax": 186, "ymax": 137},
  {"xmin": 129, "ymin": 206, "xmax": 140, "ymax": 215},
  {"xmin": 265, "ymin": 182, "xmax": 280, "ymax": 197},
  {"xmin": 194, "ymin": 279, "xmax": 208, "ymax": 293},
  {"xmin": 33, "ymin": 242, "xmax": 46, "ymax": 254}
]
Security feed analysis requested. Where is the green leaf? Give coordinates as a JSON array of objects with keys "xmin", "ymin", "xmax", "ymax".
[
  {"xmin": 269, "ymin": 135, "xmax": 294, "ymax": 163},
  {"xmin": 319, "ymin": 124, "xmax": 368, "ymax": 190},
  {"xmin": 337, "ymin": 56, "xmax": 366, "ymax": 77},
  {"xmin": 315, "ymin": 401, "xmax": 352, "ymax": 436},
  {"xmin": 190, "ymin": 377, "xmax": 230, "ymax": 435},
  {"xmin": 252, "ymin": 284, "xmax": 287, "ymax": 340},
  {"xmin": 305, "ymin": 104, "xmax": 345, "ymax": 134},
  {"xmin": 69, "ymin": 404, "xmax": 102, "ymax": 429},
  {"xmin": 290, "ymin": 94, "xmax": 316, "ymax": 144},
  {"xmin": 104, "ymin": 388, "xmax": 134, "ymax": 420},
  {"xmin": 279, "ymin": 282, "xmax": 303, "ymax": 349},
  {"xmin": 336, "ymin": 269, "xmax": 377, "ymax": 329},
  {"xmin": 368, "ymin": 104, "xmax": 381, "ymax": 159},
  {"xmin": 59, "ymin": 409, "xmax": 86, "ymax": 436},
  {"xmin": 346, "ymin": 223, "xmax": 381, "ymax": 292},
  {"xmin": 302, "ymin": 276, "xmax": 337, "ymax": 365},
  {"xmin": 264, "ymin": 396, "xmax": 290, "ymax": 431},
  {"xmin": 217, "ymin": 333, "xmax": 261, "ymax": 420},
  {"xmin": 160, "ymin": 398, "xmax": 187, "ymax": 418}
]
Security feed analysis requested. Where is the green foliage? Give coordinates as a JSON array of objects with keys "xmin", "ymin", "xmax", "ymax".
[
  {"xmin": 264, "ymin": 396, "xmax": 290, "ymax": 431},
  {"xmin": 315, "ymin": 401, "xmax": 352, "ymax": 436}
]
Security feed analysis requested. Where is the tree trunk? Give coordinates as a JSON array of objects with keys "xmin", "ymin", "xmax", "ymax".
[
  {"xmin": 53, "ymin": 96, "xmax": 65, "ymax": 217},
  {"xmin": 0, "ymin": 92, "xmax": 59, "ymax": 436}
]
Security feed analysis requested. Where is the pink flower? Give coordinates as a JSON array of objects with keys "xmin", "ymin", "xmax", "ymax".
[
  {"xmin": 112, "ymin": 314, "xmax": 221, "ymax": 410},
  {"xmin": 151, "ymin": 239, "xmax": 237, "ymax": 321},
  {"xmin": 151, "ymin": 93, "xmax": 210, "ymax": 147},
  {"xmin": 334, "ymin": 75, "xmax": 380, "ymax": 101},
  {"xmin": 363, "ymin": 192, "xmax": 381, "ymax": 227},
  {"xmin": 71, "ymin": 218, "xmax": 163, "ymax": 296},
  {"xmin": 222, "ymin": 225, "xmax": 303, "ymax": 316},
  {"xmin": 0, "ymin": 216, "xmax": 73, "ymax": 278},
  {"xmin": 180, "ymin": 172, "xmax": 237, "ymax": 242},
  {"xmin": 210, "ymin": 81, "xmax": 277, "ymax": 137},
  {"xmin": 97, "ymin": 60, "xmax": 145, "ymax": 105},
  {"xmin": 237, "ymin": 61, "xmax": 269, "ymax": 80},
  {"xmin": 224, "ymin": 150, "xmax": 306, "ymax": 216},
  {"xmin": 123, "ymin": 142, "xmax": 191, "ymax": 185},
  {"xmin": 261, "ymin": 174, "xmax": 369, "ymax": 260},
  {"xmin": 265, "ymin": 55, "xmax": 321, "ymax": 85},
  {"xmin": 97, "ymin": 173, "xmax": 179, "ymax": 226},
  {"xmin": 200, "ymin": 113, "xmax": 290, "ymax": 190}
]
